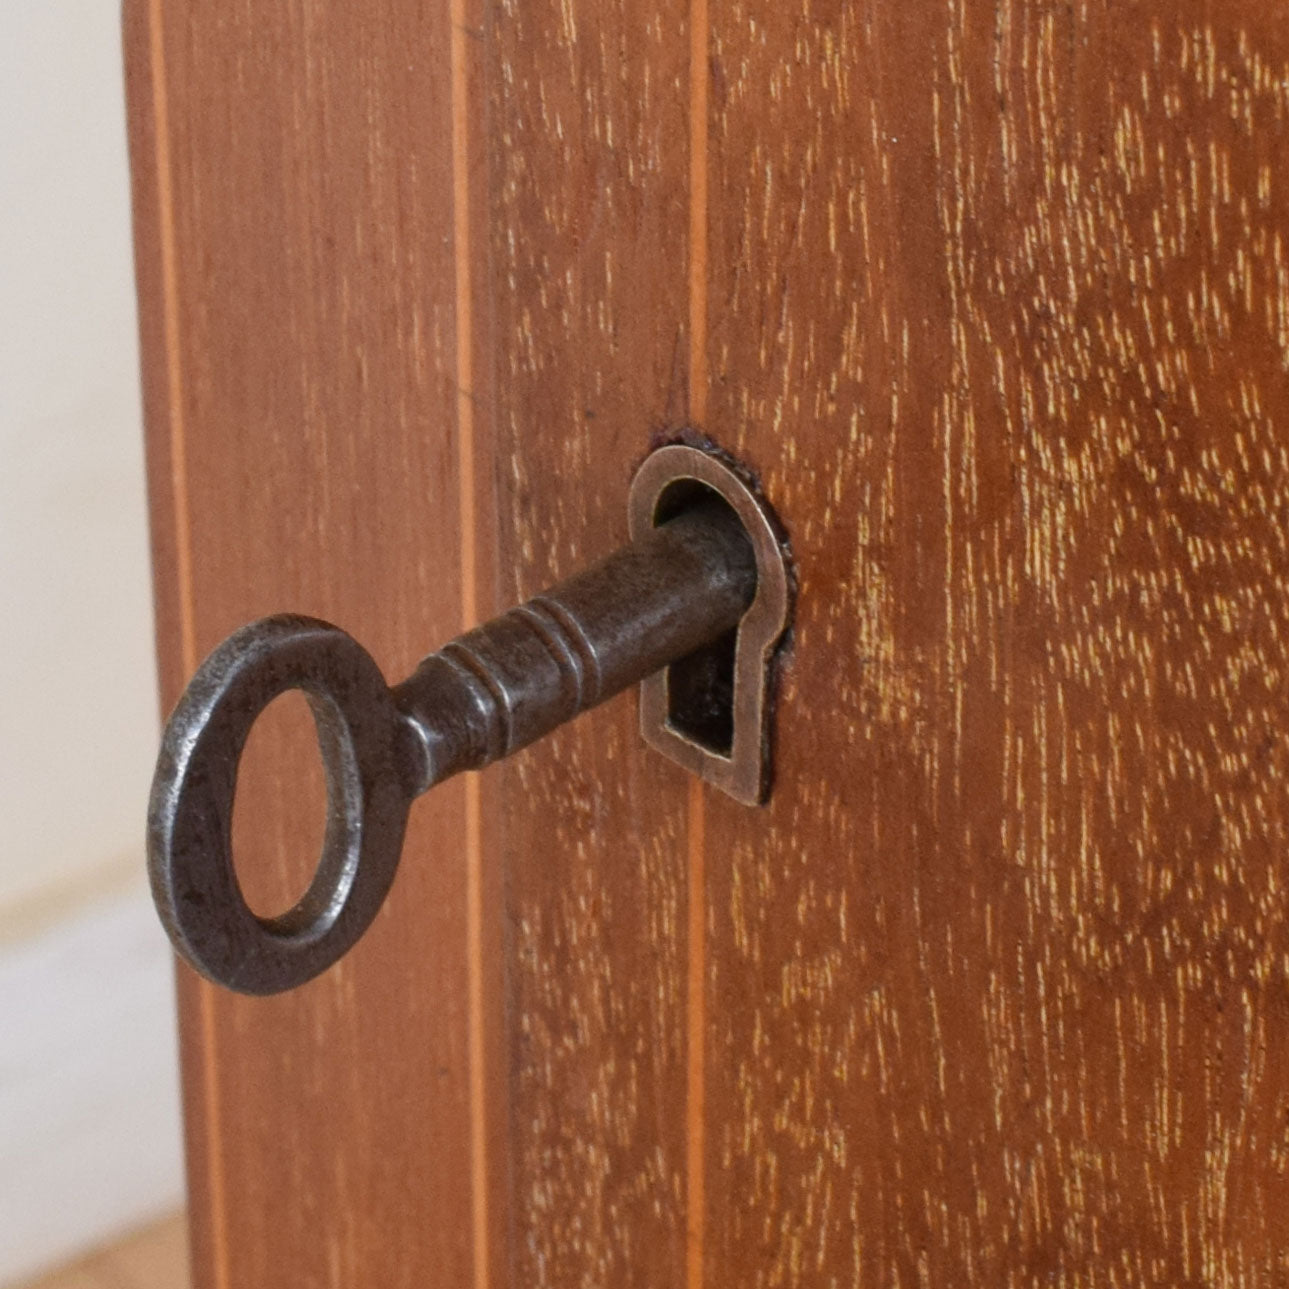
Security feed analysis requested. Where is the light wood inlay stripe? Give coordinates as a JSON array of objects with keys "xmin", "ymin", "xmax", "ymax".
[
  {"xmin": 145, "ymin": 4, "xmax": 225, "ymax": 1289},
  {"xmin": 450, "ymin": 4, "xmax": 490, "ymax": 1287},
  {"xmin": 686, "ymin": 2, "xmax": 709, "ymax": 1285},
  {"xmin": 146, "ymin": 0, "xmax": 194, "ymax": 679}
]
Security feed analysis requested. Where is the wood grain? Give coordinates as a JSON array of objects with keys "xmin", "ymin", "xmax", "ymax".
[
  {"xmin": 485, "ymin": 2, "xmax": 694, "ymax": 1284},
  {"xmin": 126, "ymin": 1, "xmax": 481, "ymax": 1285},
  {"xmin": 129, "ymin": 0, "xmax": 1289, "ymax": 1284},
  {"xmin": 702, "ymin": 1, "xmax": 1289, "ymax": 1283}
]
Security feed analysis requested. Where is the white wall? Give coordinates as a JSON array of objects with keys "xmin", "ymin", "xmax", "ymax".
[{"xmin": 0, "ymin": 1, "xmax": 185, "ymax": 1282}]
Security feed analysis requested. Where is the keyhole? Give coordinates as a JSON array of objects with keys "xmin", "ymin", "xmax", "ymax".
[{"xmin": 652, "ymin": 480, "xmax": 747, "ymax": 757}]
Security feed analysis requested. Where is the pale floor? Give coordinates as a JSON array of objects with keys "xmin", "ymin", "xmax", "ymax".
[{"xmin": 15, "ymin": 1215, "xmax": 188, "ymax": 1289}]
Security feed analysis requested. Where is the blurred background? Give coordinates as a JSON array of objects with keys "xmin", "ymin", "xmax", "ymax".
[{"xmin": 2, "ymin": 2, "xmax": 187, "ymax": 1286}]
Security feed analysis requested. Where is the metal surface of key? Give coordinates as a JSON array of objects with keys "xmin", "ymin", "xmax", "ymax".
[{"xmin": 147, "ymin": 444, "xmax": 791, "ymax": 995}]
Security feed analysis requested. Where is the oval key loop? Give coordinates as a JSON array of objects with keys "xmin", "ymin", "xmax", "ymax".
[
  {"xmin": 147, "ymin": 616, "xmax": 415, "ymax": 994},
  {"xmin": 147, "ymin": 444, "xmax": 791, "ymax": 995}
]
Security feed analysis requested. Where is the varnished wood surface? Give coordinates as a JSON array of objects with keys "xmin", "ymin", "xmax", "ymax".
[
  {"xmin": 702, "ymin": 5, "xmax": 1289, "ymax": 1282},
  {"xmin": 129, "ymin": 0, "xmax": 1289, "ymax": 1284},
  {"xmin": 486, "ymin": 2, "xmax": 695, "ymax": 1285},
  {"xmin": 126, "ymin": 1, "xmax": 482, "ymax": 1285}
]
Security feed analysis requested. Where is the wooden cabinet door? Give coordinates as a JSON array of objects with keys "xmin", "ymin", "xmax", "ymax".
[{"xmin": 127, "ymin": 1, "xmax": 1289, "ymax": 1284}]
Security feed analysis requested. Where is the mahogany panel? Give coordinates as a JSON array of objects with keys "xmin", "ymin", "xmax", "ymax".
[
  {"xmin": 482, "ymin": 2, "xmax": 695, "ymax": 1284},
  {"xmin": 126, "ymin": 2, "xmax": 480, "ymax": 1285},
  {"xmin": 702, "ymin": 1, "xmax": 1289, "ymax": 1283}
]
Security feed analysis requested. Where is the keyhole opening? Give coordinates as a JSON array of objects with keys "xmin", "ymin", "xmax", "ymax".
[{"xmin": 653, "ymin": 480, "xmax": 748, "ymax": 758}]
